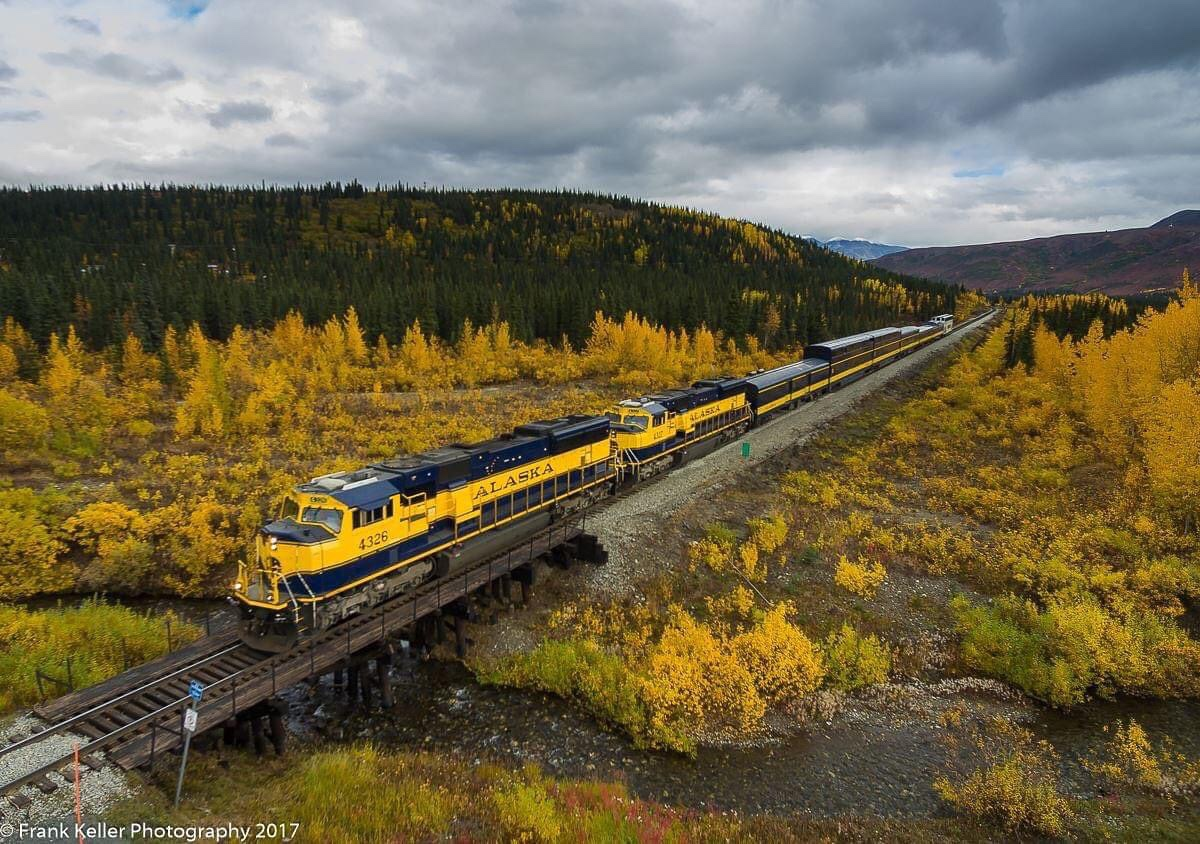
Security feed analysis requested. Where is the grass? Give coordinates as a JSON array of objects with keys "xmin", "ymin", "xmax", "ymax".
[
  {"xmin": 107, "ymin": 740, "xmax": 1015, "ymax": 843},
  {"xmin": 0, "ymin": 598, "xmax": 201, "ymax": 713}
]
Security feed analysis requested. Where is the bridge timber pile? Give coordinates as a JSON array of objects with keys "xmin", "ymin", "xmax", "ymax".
[{"xmin": 0, "ymin": 520, "xmax": 604, "ymax": 809}]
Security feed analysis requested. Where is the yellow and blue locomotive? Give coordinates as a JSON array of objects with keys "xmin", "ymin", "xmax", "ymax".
[
  {"xmin": 235, "ymin": 415, "xmax": 613, "ymax": 650},
  {"xmin": 606, "ymin": 378, "xmax": 752, "ymax": 481}
]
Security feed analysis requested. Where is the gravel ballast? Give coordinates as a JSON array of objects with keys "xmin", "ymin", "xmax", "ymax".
[{"xmin": 0, "ymin": 716, "xmax": 132, "ymax": 832}]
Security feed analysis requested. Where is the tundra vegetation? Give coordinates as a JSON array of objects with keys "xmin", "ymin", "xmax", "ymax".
[
  {"xmin": 475, "ymin": 273, "xmax": 1200, "ymax": 838},
  {"xmin": 116, "ymin": 744, "xmax": 997, "ymax": 844},
  {"xmin": 0, "ymin": 599, "xmax": 199, "ymax": 714}
]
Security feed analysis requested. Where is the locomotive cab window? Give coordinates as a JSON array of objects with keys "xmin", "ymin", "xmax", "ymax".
[
  {"xmin": 279, "ymin": 496, "xmax": 300, "ymax": 521},
  {"xmin": 353, "ymin": 500, "xmax": 394, "ymax": 529},
  {"xmin": 301, "ymin": 507, "xmax": 343, "ymax": 535}
]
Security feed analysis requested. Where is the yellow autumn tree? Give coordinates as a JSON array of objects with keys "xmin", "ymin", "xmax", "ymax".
[
  {"xmin": 175, "ymin": 325, "xmax": 231, "ymax": 438},
  {"xmin": 1141, "ymin": 380, "xmax": 1200, "ymax": 531},
  {"xmin": 41, "ymin": 327, "xmax": 112, "ymax": 453}
]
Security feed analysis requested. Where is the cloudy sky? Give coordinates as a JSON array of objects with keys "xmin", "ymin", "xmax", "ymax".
[{"xmin": 0, "ymin": 0, "xmax": 1197, "ymax": 246}]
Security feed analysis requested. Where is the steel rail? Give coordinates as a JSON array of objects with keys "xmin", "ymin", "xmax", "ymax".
[{"xmin": 0, "ymin": 642, "xmax": 247, "ymax": 761}]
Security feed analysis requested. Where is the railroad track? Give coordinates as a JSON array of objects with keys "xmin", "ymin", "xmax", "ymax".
[
  {"xmin": 0, "ymin": 625, "xmax": 263, "ymax": 807},
  {"xmin": 0, "ymin": 520, "xmax": 587, "ymax": 808},
  {"xmin": 2, "ymin": 310, "xmax": 995, "ymax": 812}
]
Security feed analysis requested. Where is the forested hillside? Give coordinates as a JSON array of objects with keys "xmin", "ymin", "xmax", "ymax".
[{"xmin": 0, "ymin": 184, "xmax": 962, "ymax": 350}]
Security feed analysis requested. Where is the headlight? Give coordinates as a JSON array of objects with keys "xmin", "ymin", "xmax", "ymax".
[
  {"xmin": 269, "ymin": 536, "xmax": 278, "ymax": 550},
  {"xmin": 233, "ymin": 581, "xmax": 243, "ymax": 592}
]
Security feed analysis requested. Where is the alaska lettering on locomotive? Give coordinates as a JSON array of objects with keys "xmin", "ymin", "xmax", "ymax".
[{"xmin": 472, "ymin": 461, "xmax": 556, "ymax": 501}]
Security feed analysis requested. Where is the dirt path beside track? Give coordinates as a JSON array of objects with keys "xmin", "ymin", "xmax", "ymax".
[{"xmin": 582, "ymin": 312, "xmax": 998, "ymax": 598}]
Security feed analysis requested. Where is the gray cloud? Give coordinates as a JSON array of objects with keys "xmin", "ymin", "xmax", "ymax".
[
  {"xmin": 63, "ymin": 16, "xmax": 101, "ymax": 35},
  {"xmin": 0, "ymin": 59, "xmax": 16, "ymax": 82},
  {"xmin": 0, "ymin": 109, "xmax": 41, "ymax": 122},
  {"xmin": 2, "ymin": 0, "xmax": 1198, "ymax": 245},
  {"xmin": 42, "ymin": 49, "xmax": 183, "ymax": 85},
  {"xmin": 309, "ymin": 78, "xmax": 364, "ymax": 106},
  {"xmin": 207, "ymin": 99, "xmax": 273, "ymax": 128},
  {"xmin": 265, "ymin": 131, "xmax": 305, "ymax": 147}
]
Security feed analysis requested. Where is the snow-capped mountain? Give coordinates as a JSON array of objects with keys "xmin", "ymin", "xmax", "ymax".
[{"xmin": 806, "ymin": 236, "xmax": 908, "ymax": 260}]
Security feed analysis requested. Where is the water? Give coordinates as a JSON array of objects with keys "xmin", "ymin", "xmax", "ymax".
[{"xmin": 286, "ymin": 659, "xmax": 1200, "ymax": 818}]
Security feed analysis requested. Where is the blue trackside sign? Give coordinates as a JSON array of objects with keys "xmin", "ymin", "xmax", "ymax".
[{"xmin": 188, "ymin": 679, "xmax": 204, "ymax": 703}]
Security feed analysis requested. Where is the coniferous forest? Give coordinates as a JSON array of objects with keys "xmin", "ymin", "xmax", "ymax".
[{"xmin": 0, "ymin": 183, "xmax": 965, "ymax": 350}]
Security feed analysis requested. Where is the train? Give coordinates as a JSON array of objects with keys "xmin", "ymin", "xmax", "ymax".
[{"xmin": 234, "ymin": 314, "xmax": 956, "ymax": 651}]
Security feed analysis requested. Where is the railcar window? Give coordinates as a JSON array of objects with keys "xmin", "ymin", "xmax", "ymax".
[
  {"xmin": 353, "ymin": 501, "xmax": 394, "ymax": 529},
  {"xmin": 279, "ymin": 497, "xmax": 300, "ymax": 520},
  {"xmin": 301, "ymin": 507, "xmax": 342, "ymax": 534},
  {"xmin": 621, "ymin": 415, "xmax": 647, "ymax": 430}
]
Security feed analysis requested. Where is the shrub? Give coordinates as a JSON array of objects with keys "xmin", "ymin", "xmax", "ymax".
[
  {"xmin": 934, "ymin": 719, "xmax": 1077, "ymax": 838},
  {"xmin": 736, "ymin": 541, "xmax": 765, "ymax": 581},
  {"xmin": 747, "ymin": 513, "xmax": 788, "ymax": 553},
  {"xmin": 731, "ymin": 604, "xmax": 824, "ymax": 703},
  {"xmin": 1085, "ymin": 719, "xmax": 1200, "ymax": 796},
  {"xmin": 65, "ymin": 500, "xmax": 144, "ymax": 550},
  {"xmin": 0, "ymin": 388, "xmax": 48, "ymax": 453},
  {"xmin": 0, "ymin": 503, "xmax": 70, "ymax": 600},
  {"xmin": 950, "ymin": 594, "xmax": 1200, "ymax": 706},
  {"xmin": 834, "ymin": 554, "xmax": 886, "ymax": 598},
  {"xmin": 641, "ymin": 609, "xmax": 764, "ymax": 752},
  {"xmin": 822, "ymin": 624, "xmax": 891, "ymax": 690},
  {"xmin": 703, "ymin": 521, "xmax": 739, "ymax": 547},
  {"xmin": 687, "ymin": 538, "xmax": 730, "ymax": 573},
  {"xmin": 477, "ymin": 639, "xmax": 651, "ymax": 749},
  {"xmin": 492, "ymin": 780, "xmax": 564, "ymax": 843}
]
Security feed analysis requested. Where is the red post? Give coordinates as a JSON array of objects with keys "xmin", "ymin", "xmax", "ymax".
[{"xmin": 73, "ymin": 742, "xmax": 83, "ymax": 844}]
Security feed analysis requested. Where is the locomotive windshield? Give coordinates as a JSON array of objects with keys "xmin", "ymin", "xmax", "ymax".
[
  {"xmin": 605, "ymin": 411, "xmax": 648, "ymax": 430},
  {"xmin": 301, "ymin": 507, "xmax": 342, "ymax": 534}
]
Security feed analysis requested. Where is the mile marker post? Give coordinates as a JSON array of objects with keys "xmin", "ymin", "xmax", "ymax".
[
  {"xmin": 73, "ymin": 742, "xmax": 83, "ymax": 844},
  {"xmin": 174, "ymin": 680, "xmax": 204, "ymax": 808}
]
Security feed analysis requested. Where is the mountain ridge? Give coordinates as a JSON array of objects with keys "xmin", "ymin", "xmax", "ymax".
[
  {"xmin": 873, "ymin": 211, "xmax": 1200, "ymax": 296},
  {"xmin": 804, "ymin": 235, "xmax": 908, "ymax": 261}
]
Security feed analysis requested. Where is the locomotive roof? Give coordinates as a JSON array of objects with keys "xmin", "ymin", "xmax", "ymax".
[{"xmin": 300, "ymin": 415, "xmax": 606, "ymax": 510}]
